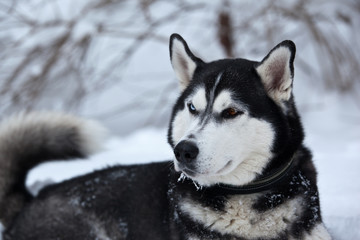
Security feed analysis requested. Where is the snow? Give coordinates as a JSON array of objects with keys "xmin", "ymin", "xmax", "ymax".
[
  {"xmin": 301, "ymin": 93, "xmax": 360, "ymax": 239},
  {"xmin": 27, "ymin": 128, "xmax": 173, "ymax": 183}
]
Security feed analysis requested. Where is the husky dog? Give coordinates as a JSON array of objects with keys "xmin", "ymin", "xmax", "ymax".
[{"xmin": 0, "ymin": 34, "xmax": 331, "ymax": 240}]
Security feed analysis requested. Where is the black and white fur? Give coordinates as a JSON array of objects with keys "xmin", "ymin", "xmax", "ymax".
[
  {"xmin": 0, "ymin": 35, "xmax": 331, "ymax": 239},
  {"xmin": 0, "ymin": 112, "xmax": 107, "ymax": 227}
]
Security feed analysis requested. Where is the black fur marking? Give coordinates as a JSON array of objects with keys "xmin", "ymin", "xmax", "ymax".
[
  {"xmin": 187, "ymin": 134, "xmax": 196, "ymax": 139},
  {"xmin": 169, "ymin": 171, "xmax": 228, "ymax": 212},
  {"xmin": 5, "ymin": 162, "xmax": 174, "ymax": 240},
  {"xmin": 175, "ymin": 213, "xmax": 243, "ymax": 240}
]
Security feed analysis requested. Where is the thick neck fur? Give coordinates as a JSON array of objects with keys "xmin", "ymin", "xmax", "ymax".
[
  {"xmin": 260, "ymin": 96, "xmax": 305, "ymax": 179},
  {"xmin": 168, "ymin": 145, "xmax": 323, "ymax": 240}
]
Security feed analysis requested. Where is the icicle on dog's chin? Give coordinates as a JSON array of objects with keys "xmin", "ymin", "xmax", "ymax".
[
  {"xmin": 173, "ymin": 157, "xmax": 204, "ymax": 190},
  {"xmin": 177, "ymin": 170, "xmax": 204, "ymax": 191},
  {"xmin": 177, "ymin": 172, "xmax": 187, "ymax": 182}
]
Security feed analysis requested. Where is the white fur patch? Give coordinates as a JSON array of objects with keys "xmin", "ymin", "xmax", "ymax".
[
  {"xmin": 192, "ymin": 115, "xmax": 274, "ymax": 186},
  {"xmin": 300, "ymin": 223, "xmax": 332, "ymax": 240},
  {"xmin": 171, "ymin": 88, "xmax": 206, "ymax": 148},
  {"xmin": 180, "ymin": 195, "xmax": 303, "ymax": 239},
  {"xmin": 256, "ymin": 46, "xmax": 292, "ymax": 103},
  {"xmin": 191, "ymin": 88, "xmax": 207, "ymax": 112},
  {"xmin": 171, "ymin": 88, "xmax": 274, "ymax": 186},
  {"xmin": 171, "ymin": 38, "xmax": 197, "ymax": 91},
  {"xmin": 212, "ymin": 90, "xmax": 247, "ymax": 114},
  {"xmin": 172, "ymin": 108, "xmax": 191, "ymax": 149}
]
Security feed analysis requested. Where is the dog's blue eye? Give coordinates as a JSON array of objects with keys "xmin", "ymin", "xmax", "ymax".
[
  {"xmin": 222, "ymin": 108, "xmax": 242, "ymax": 119},
  {"xmin": 187, "ymin": 103, "xmax": 197, "ymax": 114}
]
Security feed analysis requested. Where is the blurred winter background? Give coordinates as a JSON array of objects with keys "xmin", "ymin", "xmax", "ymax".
[{"xmin": 0, "ymin": 0, "xmax": 359, "ymax": 239}]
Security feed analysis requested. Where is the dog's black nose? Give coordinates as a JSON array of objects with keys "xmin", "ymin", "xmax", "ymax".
[{"xmin": 174, "ymin": 141, "xmax": 199, "ymax": 163}]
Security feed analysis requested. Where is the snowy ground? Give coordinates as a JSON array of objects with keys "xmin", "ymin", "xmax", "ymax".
[
  {"xmin": 300, "ymin": 93, "xmax": 360, "ymax": 239},
  {"xmin": 19, "ymin": 93, "xmax": 360, "ymax": 239}
]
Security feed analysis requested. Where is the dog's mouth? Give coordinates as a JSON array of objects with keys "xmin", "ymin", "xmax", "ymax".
[
  {"xmin": 176, "ymin": 163, "xmax": 199, "ymax": 177},
  {"xmin": 216, "ymin": 160, "xmax": 233, "ymax": 174},
  {"xmin": 177, "ymin": 160, "xmax": 234, "ymax": 178},
  {"xmin": 182, "ymin": 168, "xmax": 198, "ymax": 177}
]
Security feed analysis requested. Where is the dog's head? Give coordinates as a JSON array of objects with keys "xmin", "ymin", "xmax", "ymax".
[{"xmin": 168, "ymin": 34, "xmax": 303, "ymax": 186}]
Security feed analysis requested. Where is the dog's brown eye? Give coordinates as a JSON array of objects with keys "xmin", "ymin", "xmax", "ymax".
[
  {"xmin": 187, "ymin": 103, "xmax": 197, "ymax": 114},
  {"xmin": 222, "ymin": 108, "xmax": 241, "ymax": 119}
]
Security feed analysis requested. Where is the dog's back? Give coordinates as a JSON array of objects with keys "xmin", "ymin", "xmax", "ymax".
[{"xmin": 4, "ymin": 162, "xmax": 173, "ymax": 240}]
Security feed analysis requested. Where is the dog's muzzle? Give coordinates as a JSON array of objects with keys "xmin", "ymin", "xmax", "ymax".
[{"xmin": 174, "ymin": 140, "xmax": 199, "ymax": 165}]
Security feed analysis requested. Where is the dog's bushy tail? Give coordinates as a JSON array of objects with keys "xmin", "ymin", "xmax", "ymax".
[{"xmin": 0, "ymin": 112, "xmax": 107, "ymax": 227}]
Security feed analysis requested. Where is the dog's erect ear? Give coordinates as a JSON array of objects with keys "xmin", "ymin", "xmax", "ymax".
[
  {"xmin": 170, "ymin": 34, "xmax": 203, "ymax": 91},
  {"xmin": 256, "ymin": 40, "xmax": 296, "ymax": 103}
]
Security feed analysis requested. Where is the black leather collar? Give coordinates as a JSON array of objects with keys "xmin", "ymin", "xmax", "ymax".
[{"xmin": 179, "ymin": 154, "xmax": 296, "ymax": 195}]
